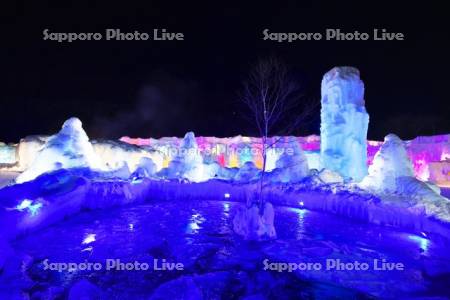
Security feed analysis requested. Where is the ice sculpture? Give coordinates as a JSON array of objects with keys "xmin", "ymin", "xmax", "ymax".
[
  {"xmin": 233, "ymin": 189, "xmax": 276, "ymax": 240},
  {"xmin": 131, "ymin": 157, "xmax": 157, "ymax": 178},
  {"xmin": 360, "ymin": 134, "xmax": 414, "ymax": 192},
  {"xmin": 16, "ymin": 118, "xmax": 102, "ymax": 183},
  {"xmin": 360, "ymin": 134, "xmax": 450, "ymax": 222},
  {"xmin": 320, "ymin": 67, "xmax": 369, "ymax": 181},
  {"xmin": 271, "ymin": 137, "xmax": 309, "ymax": 183},
  {"xmin": 234, "ymin": 161, "xmax": 260, "ymax": 182},
  {"xmin": 161, "ymin": 132, "xmax": 208, "ymax": 182}
]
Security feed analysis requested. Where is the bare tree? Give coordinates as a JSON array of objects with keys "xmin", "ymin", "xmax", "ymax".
[{"xmin": 240, "ymin": 57, "xmax": 312, "ymax": 210}]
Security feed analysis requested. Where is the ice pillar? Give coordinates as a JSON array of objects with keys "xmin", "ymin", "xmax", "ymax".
[{"xmin": 320, "ymin": 67, "xmax": 369, "ymax": 181}]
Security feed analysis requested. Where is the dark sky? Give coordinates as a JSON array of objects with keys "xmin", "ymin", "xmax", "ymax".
[{"xmin": 3, "ymin": 1, "xmax": 449, "ymax": 143}]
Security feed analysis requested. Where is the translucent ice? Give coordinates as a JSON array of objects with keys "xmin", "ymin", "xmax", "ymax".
[
  {"xmin": 360, "ymin": 134, "xmax": 414, "ymax": 193},
  {"xmin": 320, "ymin": 67, "xmax": 369, "ymax": 181}
]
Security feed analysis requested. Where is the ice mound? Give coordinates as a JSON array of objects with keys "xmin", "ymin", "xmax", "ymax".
[
  {"xmin": 268, "ymin": 137, "xmax": 309, "ymax": 183},
  {"xmin": 361, "ymin": 134, "xmax": 450, "ymax": 222},
  {"xmin": 234, "ymin": 161, "xmax": 260, "ymax": 182},
  {"xmin": 233, "ymin": 190, "xmax": 276, "ymax": 240},
  {"xmin": 320, "ymin": 66, "xmax": 369, "ymax": 182},
  {"xmin": 16, "ymin": 118, "xmax": 102, "ymax": 183},
  {"xmin": 92, "ymin": 140, "xmax": 164, "ymax": 174},
  {"xmin": 317, "ymin": 169, "xmax": 344, "ymax": 184},
  {"xmin": 159, "ymin": 132, "xmax": 208, "ymax": 182},
  {"xmin": 360, "ymin": 134, "xmax": 414, "ymax": 193},
  {"xmin": 131, "ymin": 157, "xmax": 158, "ymax": 178}
]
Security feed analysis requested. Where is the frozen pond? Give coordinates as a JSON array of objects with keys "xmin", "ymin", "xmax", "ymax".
[{"xmin": 11, "ymin": 200, "xmax": 450, "ymax": 299}]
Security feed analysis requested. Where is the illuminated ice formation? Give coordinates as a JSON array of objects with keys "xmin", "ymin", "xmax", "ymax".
[
  {"xmin": 92, "ymin": 140, "xmax": 164, "ymax": 174},
  {"xmin": 234, "ymin": 161, "xmax": 260, "ymax": 182},
  {"xmin": 159, "ymin": 132, "xmax": 209, "ymax": 182},
  {"xmin": 0, "ymin": 143, "xmax": 15, "ymax": 165},
  {"xmin": 15, "ymin": 135, "xmax": 48, "ymax": 171},
  {"xmin": 131, "ymin": 157, "xmax": 158, "ymax": 178},
  {"xmin": 406, "ymin": 135, "xmax": 450, "ymax": 182},
  {"xmin": 16, "ymin": 118, "xmax": 102, "ymax": 183},
  {"xmin": 233, "ymin": 189, "xmax": 276, "ymax": 240},
  {"xmin": 360, "ymin": 134, "xmax": 414, "ymax": 193},
  {"xmin": 320, "ymin": 67, "xmax": 369, "ymax": 182},
  {"xmin": 269, "ymin": 137, "xmax": 309, "ymax": 183},
  {"xmin": 361, "ymin": 134, "xmax": 450, "ymax": 222}
]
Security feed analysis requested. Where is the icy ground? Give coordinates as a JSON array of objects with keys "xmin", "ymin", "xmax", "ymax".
[{"xmin": 4, "ymin": 200, "xmax": 450, "ymax": 299}]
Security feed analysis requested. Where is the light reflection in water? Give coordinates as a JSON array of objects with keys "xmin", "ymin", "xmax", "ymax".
[
  {"xmin": 82, "ymin": 233, "xmax": 96, "ymax": 244},
  {"xmin": 186, "ymin": 210, "xmax": 205, "ymax": 234},
  {"xmin": 289, "ymin": 207, "xmax": 308, "ymax": 240},
  {"xmin": 407, "ymin": 234, "xmax": 430, "ymax": 254}
]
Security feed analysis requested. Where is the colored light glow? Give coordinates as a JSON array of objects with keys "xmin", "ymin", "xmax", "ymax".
[
  {"xmin": 299, "ymin": 201, "xmax": 304, "ymax": 207},
  {"xmin": 162, "ymin": 157, "xmax": 171, "ymax": 168},
  {"xmin": 254, "ymin": 153, "xmax": 263, "ymax": 169},
  {"xmin": 224, "ymin": 193, "xmax": 230, "ymax": 198},
  {"xmin": 218, "ymin": 154, "xmax": 226, "ymax": 167},
  {"xmin": 228, "ymin": 152, "xmax": 239, "ymax": 168},
  {"xmin": 442, "ymin": 151, "xmax": 450, "ymax": 161},
  {"xmin": 118, "ymin": 134, "xmax": 450, "ymax": 186}
]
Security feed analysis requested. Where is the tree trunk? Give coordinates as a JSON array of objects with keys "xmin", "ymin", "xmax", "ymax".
[{"xmin": 259, "ymin": 136, "xmax": 267, "ymax": 213}]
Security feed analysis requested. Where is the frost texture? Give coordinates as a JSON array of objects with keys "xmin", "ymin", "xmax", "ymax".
[{"xmin": 320, "ymin": 67, "xmax": 369, "ymax": 181}]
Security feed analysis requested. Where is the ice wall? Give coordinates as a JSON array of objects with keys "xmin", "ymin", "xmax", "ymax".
[
  {"xmin": 0, "ymin": 143, "xmax": 16, "ymax": 165},
  {"xmin": 320, "ymin": 67, "xmax": 369, "ymax": 182}
]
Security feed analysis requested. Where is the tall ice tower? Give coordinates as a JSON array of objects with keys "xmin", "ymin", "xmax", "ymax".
[{"xmin": 320, "ymin": 67, "xmax": 369, "ymax": 181}]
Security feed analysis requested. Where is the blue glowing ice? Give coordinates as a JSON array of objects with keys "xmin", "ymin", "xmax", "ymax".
[{"xmin": 320, "ymin": 67, "xmax": 369, "ymax": 182}]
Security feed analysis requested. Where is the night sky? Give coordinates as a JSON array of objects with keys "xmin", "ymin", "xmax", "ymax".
[{"xmin": 3, "ymin": 1, "xmax": 449, "ymax": 143}]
